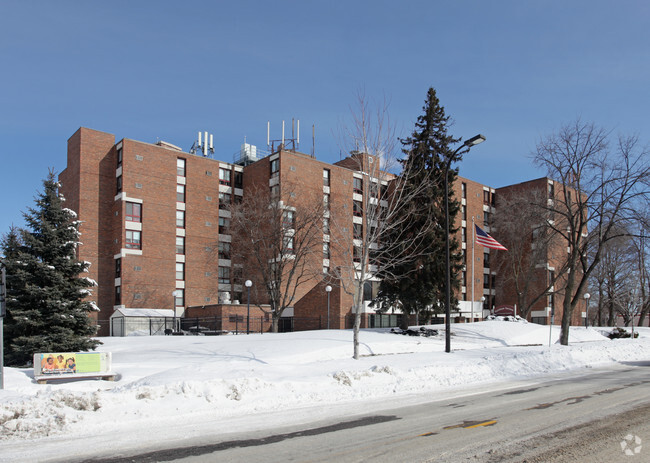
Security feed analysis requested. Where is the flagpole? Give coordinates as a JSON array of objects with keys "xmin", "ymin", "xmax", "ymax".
[{"xmin": 471, "ymin": 217, "xmax": 475, "ymax": 323}]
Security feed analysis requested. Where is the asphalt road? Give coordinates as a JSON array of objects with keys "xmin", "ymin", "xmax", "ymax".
[{"xmin": 83, "ymin": 362, "xmax": 650, "ymax": 463}]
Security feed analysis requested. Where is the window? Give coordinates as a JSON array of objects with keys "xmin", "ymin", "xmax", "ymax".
[
  {"xmin": 483, "ymin": 190, "xmax": 490, "ymax": 205},
  {"xmin": 283, "ymin": 210, "xmax": 295, "ymax": 228},
  {"xmin": 353, "ymin": 177, "xmax": 363, "ymax": 195},
  {"xmin": 115, "ymin": 285, "xmax": 121, "ymax": 305},
  {"xmin": 218, "ymin": 241, "xmax": 231, "ymax": 260},
  {"xmin": 218, "ymin": 217, "xmax": 230, "ymax": 234},
  {"xmin": 323, "ymin": 217, "xmax": 330, "ymax": 234},
  {"xmin": 353, "ymin": 200, "xmax": 363, "ymax": 217},
  {"xmin": 323, "ymin": 242, "xmax": 331, "ymax": 259},
  {"xmin": 234, "ymin": 171, "xmax": 243, "ymax": 189},
  {"xmin": 218, "ymin": 266, "xmax": 230, "ymax": 284},
  {"xmin": 174, "ymin": 289, "xmax": 184, "ymax": 307},
  {"xmin": 353, "ymin": 223, "xmax": 363, "ymax": 240},
  {"xmin": 270, "ymin": 158, "xmax": 279, "ymax": 176},
  {"xmin": 353, "ymin": 246, "xmax": 362, "ymax": 263},
  {"xmin": 369, "ymin": 182, "xmax": 378, "ymax": 199},
  {"xmin": 116, "ymin": 175, "xmax": 122, "ymax": 193},
  {"xmin": 176, "ymin": 210, "xmax": 185, "ymax": 228},
  {"xmin": 219, "ymin": 192, "xmax": 231, "ymax": 209},
  {"xmin": 219, "ymin": 168, "xmax": 231, "ymax": 185},
  {"xmin": 115, "ymin": 258, "xmax": 121, "ymax": 278},
  {"xmin": 380, "ymin": 184, "xmax": 388, "ymax": 199},
  {"xmin": 483, "ymin": 252, "xmax": 490, "ymax": 268},
  {"xmin": 462, "ymin": 271, "xmax": 466, "ymax": 286},
  {"xmin": 176, "ymin": 236, "xmax": 185, "ymax": 254},
  {"xmin": 233, "ymin": 267, "xmax": 242, "ymax": 286},
  {"xmin": 117, "ymin": 148, "xmax": 123, "ymax": 168},
  {"xmin": 323, "ymin": 194, "xmax": 330, "ymax": 209},
  {"xmin": 126, "ymin": 230, "xmax": 141, "ymax": 249},
  {"xmin": 176, "ymin": 262, "xmax": 184, "ymax": 281},
  {"xmin": 483, "ymin": 211, "xmax": 490, "ymax": 225},
  {"xmin": 270, "ymin": 185, "xmax": 279, "ymax": 200},
  {"xmin": 229, "ymin": 314, "xmax": 244, "ymax": 323},
  {"xmin": 283, "ymin": 235, "xmax": 294, "ymax": 253},
  {"xmin": 177, "ymin": 158, "xmax": 186, "ymax": 177},
  {"xmin": 323, "ymin": 169, "xmax": 330, "ymax": 187},
  {"xmin": 461, "ymin": 182, "xmax": 467, "ymax": 199},
  {"xmin": 462, "ymin": 205, "xmax": 467, "ymax": 221},
  {"xmin": 125, "ymin": 202, "xmax": 142, "ymax": 222},
  {"xmin": 461, "ymin": 227, "xmax": 466, "ymax": 242},
  {"xmin": 484, "ymin": 274, "xmax": 490, "ymax": 286},
  {"xmin": 176, "ymin": 184, "xmax": 185, "ymax": 202},
  {"xmin": 548, "ymin": 183, "xmax": 555, "ymax": 199}
]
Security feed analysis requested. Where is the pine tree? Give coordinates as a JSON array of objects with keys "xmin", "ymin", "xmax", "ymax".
[
  {"xmin": 376, "ymin": 87, "xmax": 463, "ymax": 326},
  {"xmin": 1, "ymin": 171, "xmax": 100, "ymax": 366}
]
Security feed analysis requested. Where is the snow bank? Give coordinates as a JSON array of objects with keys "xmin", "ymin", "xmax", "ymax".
[{"xmin": 0, "ymin": 322, "xmax": 648, "ymax": 462}]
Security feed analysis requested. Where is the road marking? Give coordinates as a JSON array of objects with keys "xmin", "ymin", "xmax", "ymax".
[{"xmin": 442, "ymin": 419, "xmax": 498, "ymax": 430}]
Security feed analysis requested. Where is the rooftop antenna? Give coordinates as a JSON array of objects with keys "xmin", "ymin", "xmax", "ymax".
[
  {"xmin": 190, "ymin": 131, "xmax": 214, "ymax": 157},
  {"xmin": 267, "ymin": 118, "xmax": 300, "ymax": 153}
]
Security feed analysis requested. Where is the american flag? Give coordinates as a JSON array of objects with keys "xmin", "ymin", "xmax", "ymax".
[{"xmin": 475, "ymin": 225, "xmax": 507, "ymax": 251}]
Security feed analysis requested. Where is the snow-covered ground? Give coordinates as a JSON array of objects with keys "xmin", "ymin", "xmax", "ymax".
[{"xmin": 1, "ymin": 320, "xmax": 649, "ymax": 462}]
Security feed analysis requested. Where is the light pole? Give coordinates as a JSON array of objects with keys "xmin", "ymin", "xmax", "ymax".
[
  {"xmin": 584, "ymin": 292, "xmax": 591, "ymax": 328},
  {"xmin": 172, "ymin": 290, "xmax": 179, "ymax": 333},
  {"xmin": 245, "ymin": 280, "xmax": 252, "ymax": 334},
  {"xmin": 445, "ymin": 134, "xmax": 486, "ymax": 353},
  {"xmin": 325, "ymin": 285, "xmax": 332, "ymax": 330}
]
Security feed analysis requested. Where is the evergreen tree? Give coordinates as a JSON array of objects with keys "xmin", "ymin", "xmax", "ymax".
[
  {"xmin": 1, "ymin": 171, "xmax": 100, "ymax": 366},
  {"xmin": 376, "ymin": 87, "xmax": 463, "ymax": 326}
]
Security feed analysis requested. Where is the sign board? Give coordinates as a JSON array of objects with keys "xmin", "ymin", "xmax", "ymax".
[
  {"xmin": 33, "ymin": 352, "xmax": 112, "ymax": 383},
  {"xmin": 494, "ymin": 305, "xmax": 516, "ymax": 316}
]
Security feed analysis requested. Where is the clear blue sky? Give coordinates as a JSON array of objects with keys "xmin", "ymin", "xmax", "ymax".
[{"xmin": 2, "ymin": 1, "xmax": 649, "ymax": 235}]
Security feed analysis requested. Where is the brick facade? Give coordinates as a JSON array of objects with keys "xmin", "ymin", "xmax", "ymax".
[{"xmin": 59, "ymin": 128, "xmax": 581, "ymax": 335}]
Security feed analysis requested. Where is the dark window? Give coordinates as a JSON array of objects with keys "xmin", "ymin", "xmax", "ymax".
[
  {"xmin": 483, "ymin": 211, "xmax": 490, "ymax": 225},
  {"xmin": 462, "ymin": 227, "xmax": 466, "ymax": 242},
  {"xmin": 115, "ymin": 285, "xmax": 121, "ymax": 305},
  {"xmin": 117, "ymin": 147, "xmax": 123, "ymax": 168},
  {"xmin": 125, "ymin": 202, "xmax": 142, "ymax": 222},
  {"xmin": 483, "ymin": 190, "xmax": 490, "ymax": 205},
  {"xmin": 116, "ymin": 175, "xmax": 122, "ymax": 193},
  {"xmin": 271, "ymin": 185, "xmax": 280, "ymax": 200},
  {"xmin": 219, "ymin": 217, "xmax": 229, "ymax": 234},
  {"xmin": 548, "ymin": 183, "xmax": 554, "ymax": 199},
  {"xmin": 219, "ymin": 168, "xmax": 231, "ymax": 185},
  {"xmin": 353, "ymin": 223, "xmax": 363, "ymax": 240},
  {"xmin": 484, "ymin": 274, "xmax": 490, "ymax": 286},
  {"xmin": 126, "ymin": 230, "xmax": 141, "ymax": 249},
  {"xmin": 115, "ymin": 258, "xmax": 121, "ymax": 278},
  {"xmin": 234, "ymin": 171, "xmax": 243, "ymax": 188},
  {"xmin": 270, "ymin": 158, "xmax": 279, "ymax": 176},
  {"xmin": 483, "ymin": 252, "xmax": 490, "ymax": 268},
  {"xmin": 461, "ymin": 182, "xmax": 467, "ymax": 199},
  {"xmin": 353, "ymin": 246, "xmax": 362, "ymax": 263},
  {"xmin": 218, "ymin": 242, "xmax": 231, "ymax": 260},
  {"xmin": 219, "ymin": 266, "xmax": 230, "ymax": 284},
  {"xmin": 353, "ymin": 200, "xmax": 363, "ymax": 217}
]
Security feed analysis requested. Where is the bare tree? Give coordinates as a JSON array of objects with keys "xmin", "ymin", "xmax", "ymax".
[
  {"xmin": 227, "ymin": 183, "xmax": 324, "ymax": 332},
  {"xmin": 329, "ymin": 94, "xmax": 438, "ymax": 359},
  {"xmin": 493, "ymin": 188, "xmax": 565, "ymax": 320},
  {"xmin": 533, "ymin": 119, "xmax": 650, "ymax": 344}
]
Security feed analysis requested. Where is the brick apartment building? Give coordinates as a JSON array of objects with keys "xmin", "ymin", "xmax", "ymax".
[{"xmin": 59, "ymin": 127, "xmax": 578, "ymax": 335}]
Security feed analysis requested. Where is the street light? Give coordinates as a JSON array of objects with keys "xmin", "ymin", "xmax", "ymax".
[
  {"xmin": 172, "ymin": 290, "xmax": 179, "ymax": 333},
  {"xmin": 325, "ymin": 285, "xmax": 332, "ymax": 330},
  {"xmin": 445, "ymin": 134, "xmax": 486, "ymax": 353},
  {"xmin": 245, "ymin": 280, "xmax": 253, "ymax": 334},
  {"xmin": 584, "ymin": 292, "xmax": 591, "ymax": 328}
]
